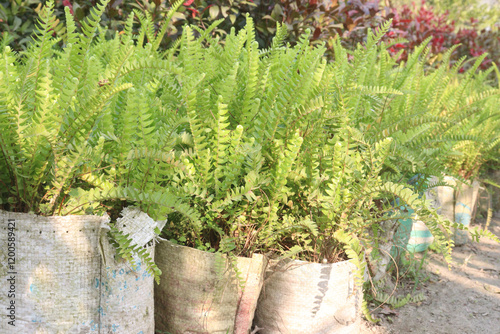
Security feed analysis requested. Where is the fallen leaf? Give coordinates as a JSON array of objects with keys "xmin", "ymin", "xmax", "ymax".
[
  {"xmin": 379, "ymin": 305, "xmax": 399, "ymax": 316},
  {"xmin": 483, "ymin": 283, "xmax": 500, "ymax": 294}
]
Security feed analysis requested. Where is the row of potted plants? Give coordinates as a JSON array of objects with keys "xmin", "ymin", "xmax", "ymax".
[{"xmin": 0, "ymin": 1, "xmax": 499, "ymax": 333}]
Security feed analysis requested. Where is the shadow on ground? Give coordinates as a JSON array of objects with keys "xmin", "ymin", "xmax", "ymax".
[{"xmin": 361, "ymin": 217, "xmax": 500, "ymax": 334}]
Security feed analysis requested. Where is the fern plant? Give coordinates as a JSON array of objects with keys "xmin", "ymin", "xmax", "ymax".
[
  {"xmin": 154, "ymin": 18, "xmax": 335, "ymax": 259},
  {"xmin": 274, "ymin": 125, "xmax": 457, "ymax": 319},
  {"xmin": 0, "ymin": 0, "xmax": 191, "ymax": 283},
  {"xmin": 259, "ymin": 22, "xmax": 498, "ymax": 320},
  {"xmin": 442, "ymin": 68, "xmax": 500, "ymax": 181},
  {"xmin": 325, "ymin": 22, "xmax": 499, "ymax": 187},
  {"xmin": 149, "ymin": 17, "xmax": 500, "ymax": 321}
]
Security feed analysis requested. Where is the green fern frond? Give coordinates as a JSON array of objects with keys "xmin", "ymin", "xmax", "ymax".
[{"xmin": 108, "ymin": 227, "xmax": 162, "ymax": 284}]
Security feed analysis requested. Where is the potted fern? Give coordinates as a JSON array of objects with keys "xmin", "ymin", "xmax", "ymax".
[
  {"xmin": 0, "ymin": 2, "xmax": 118, "ymax": 331},
  {"xmin": 0, "ymin": 1, "xmax": 188, "ymax": 332},
  {"xmin": 151, "ymin": 17, "xmax": 357, "ymax": 333},
  {"xmin": 150, "ymin": 18, "xmax": 431, "ymax": 332},
  {"xmin": 252, "ymin": 128, "xmax": 454, "ymax": 331},
  {"xmin": 417, "ymin": 58, "xmax": 500, "ymax": 246},
  {"xmin": 248, "ymin": 29, "xmax": 444, "ymax": 331},
  {"xmin": 152, "ymin": 19, "xmax": 295, "ymax": 333},
  {"xmin": 252, "ymin": 26, "xmax": 499, "ymax": 331},
  {"xmin": 445, "ymin": 74, "xmax": 500, "ymax": 244}
]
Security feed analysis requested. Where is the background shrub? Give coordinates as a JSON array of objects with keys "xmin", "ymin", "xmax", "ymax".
[
  {"xmin": 386, "ymin": 1, "xmax": 500, "ymax": 73},
  {"xmin": 2, "ymin": 0, "xmax": 499, "ymax": 76}
]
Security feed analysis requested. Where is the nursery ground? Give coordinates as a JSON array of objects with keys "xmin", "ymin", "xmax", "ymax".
[{"xmin": 360, "ymin": 217, "xmax": 500, "ymax": 334}]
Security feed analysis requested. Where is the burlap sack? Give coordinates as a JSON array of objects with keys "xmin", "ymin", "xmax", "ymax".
[
  {"xmin": 0, "ymin": 211, "xmax": 105, "ymax": 333},
  {"xmin": 155, "ymin": 239, "xmax": 266, "ymax": 334},
  {"xmin": 253, "ymin": 259, "xmax": 361, "ymax": 334}
]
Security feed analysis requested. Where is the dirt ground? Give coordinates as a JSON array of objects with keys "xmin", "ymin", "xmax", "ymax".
[{"xmin": 360, "ymin": 217, "xmax": 500, "ymax": 334}]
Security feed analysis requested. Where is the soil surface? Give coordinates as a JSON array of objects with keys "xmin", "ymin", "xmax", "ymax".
[{"xmin": 360, "ymin": 217, "xmax": 500, "ymax": 334}]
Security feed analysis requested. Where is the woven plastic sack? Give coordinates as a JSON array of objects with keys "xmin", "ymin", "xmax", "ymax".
[
  {"xmin": 406, "ymin": 220, "xmax": 434, "ymax": 252},
  {"xmin": 113, "ymin": 206, "xmax": 166, "ymax": 247},
  {"xmin": 394, "ymin": 206, "xmax": 434, "ymax": 254},
  {"xmin": 0, "ymin": 208, "xmax": 161, "ymax": 333},
  {"xmin": 97, "ymin": 207, "xmax": 163, "ymax": 334},
  {"xmin": 97, "ymin": 238, "xmax": 155, "ymax": 334},
  {"xmin": 155, "ymin": 239, "xmax": 266, "ymax": 334},
  {"xmin": 396, "ymin": 179, "xmax": 440, "ymax": 253},
  {"xmin": 425, "ymin": 176, "xmax": 441, "ymax": 211},
  {"xmin": 393, "ymin": 175, "xmax": 434, "ymax": 253},
  {"xmin": 391, "ymin": 174, "xmax": 433, "ymax": 255},
  {"xmin": 454, "ymin": 181, "xmax": 480, "ymax": 245},
  {"xmin": 436, "ymin": 176, "xmax": 456, "ymax": 221},
  {"xmin": 0, "ymin": 211, "xmax": 106, "ymax": 333},
  {"xmin": 253, "ymin": 259, "xmax": 361, "ymax": 334},
  {"xmin": 395, "ymin": 215, "xmax": 434, "ymax": 253}
]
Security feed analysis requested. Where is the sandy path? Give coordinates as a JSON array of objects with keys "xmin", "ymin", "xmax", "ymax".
[{"xmin": 361, "ymin": 217, "xmax": 500, "ymax": 334}]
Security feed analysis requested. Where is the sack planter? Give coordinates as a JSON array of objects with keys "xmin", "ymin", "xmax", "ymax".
[
  {"xmin": 0, "ymin": 211, "xmax": 106, "ymax": 333},
  {"xmin": 394, "ymin": 207, "xmax": 435, "ymax": 254},
  {"xmin": 97, "ymin": 207, "xmax": 164, "ymax": 334},
  {"xmin": 395, "ymin": 217, "xmax": 435, "ymax": 254},
  {"xmin": 0, "ymin": 208, "xmax": 160, "ymax": 333},
  {"xmin": 454, "ymin": 180, "xmax": 480, "ymax": 246},
  {"xmin": 155, "ymin": 239, "xmax": 266, "ymax": 334},
  {"xmin": 253, "ymin": 258, "xmax": 362, "ymax": 334},
  {"xmin": 435, "ymin": 176, "xmax": 456, "ymax": 222},
  {"xmin": 392, "ymin": 173, "xmax": 436, "ymax": 256},
  {"xmin": 431, "ymin": 176, "xmax": 480, "ymax": 246}
]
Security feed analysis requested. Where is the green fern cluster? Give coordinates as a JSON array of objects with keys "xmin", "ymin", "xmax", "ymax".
[
  {"xmin": 326, "ymin": 22, "xmax": 500, "ymax": 184},
  {"xmin": 0, "ymin": 0, "xmax": 184, "ymax": 216},
  {"xmin": 443, "ymin": 69, "xmax": 500, "ymax": 180},
  {"xmin": 156, "ymin": 18, "xmax": 338, "ymax": 257},
  {"xmin": 2, "ymin": 0, "xmax": 499, "ymax": 317},
  {"xmin": 144, "ymin": 17, "xmax": 496, "ymax": 323},
  {"xmin": 0, "ymin": 0, "xmax": 190, "ymax": 283}
]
